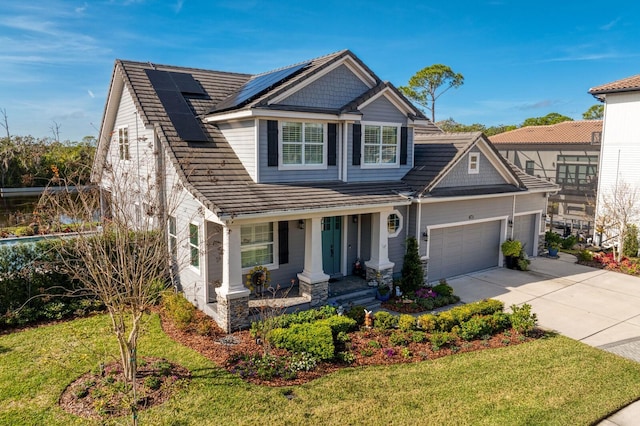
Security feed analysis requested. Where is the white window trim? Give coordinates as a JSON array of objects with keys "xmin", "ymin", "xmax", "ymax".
[
  {"xmin": 168, "ymin": 216, "xmax": 177, "ymax": 257},
  {"xmin": 240, "ymin": 222, "xmax": 279, "ymax": 273},
  {"xmin": 387, "ymin": 210, "xmax": 403, "ymax": 238},
  {"xmin": 278, "ymin": 121, "xmax": 328, "ymax": 171},
  {"xmin": 118, "ymin": 126, "xmax": 130, "ymax": 161},
  {"xmin": 468, "ymin": 152, "xmax": 480, "ymax": 174},
  {"xmin": 189, "ymin": 222, "xmax": 201, "ymax": 273},
  {"xmin": 360, "ymin": 121, "xmax": 401, "ymax": 169}
]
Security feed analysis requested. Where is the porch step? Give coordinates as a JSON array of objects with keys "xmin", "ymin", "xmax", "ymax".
[{"xmin": 327, "ymin": 288, "xmax": 381, "ymax": 311}]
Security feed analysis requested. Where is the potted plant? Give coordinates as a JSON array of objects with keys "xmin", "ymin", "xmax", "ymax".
[
  {"xmin": 501, "ymin": 239, "xmax": 522, "ymax": 269},
  {"xmin": 545, "ymin": 231, "xmax": 562, "ymax": 258},
  {"xmin": 376, "ymin": 283, "xmax": 391, "ymax": 301}
]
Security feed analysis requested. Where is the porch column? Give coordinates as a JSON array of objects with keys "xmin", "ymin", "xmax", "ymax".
[
  {"xmin": 365, "ymin": 209, "xmax": 395, "ymax": 287},
  {"xmin": 297, "ymin": 217, "xmax": 329, "ymax": 306},
  {"xmin": 215, "ymin": 224, "xmax": 250, "ymax": 333}
]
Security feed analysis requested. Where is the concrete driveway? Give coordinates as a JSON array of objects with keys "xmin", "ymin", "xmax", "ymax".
[{"xmin": 447, "ymin": 253, "xmax": 640, "ymax": 359}]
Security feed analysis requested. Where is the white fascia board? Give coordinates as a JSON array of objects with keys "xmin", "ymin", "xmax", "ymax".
[
  {"xmin": 411, "ymin": 119, "xmax": 432, "ymax": 127},
  {"xmin": 220, "ymin": 200, "xmax": 412, "ymax": 223},
  {"xmin": 267, "ymin": 57, "xmax": 377, "ymax": 105},
  {"xmin": 205, "ymin": 108, "xmax": 361, "ymax": 123},
  {"xmin": 414, "ymin": 188, "xmax": 549, "ymax": 204}
]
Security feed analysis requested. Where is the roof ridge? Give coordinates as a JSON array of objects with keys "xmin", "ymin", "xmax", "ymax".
[
  {"xmin": 250, "ymin": 49, "xmax": 349, "ymax": 78},
  {"xmin": 115, "ymin": 59, "xmax": 252, "ymax": 77}
]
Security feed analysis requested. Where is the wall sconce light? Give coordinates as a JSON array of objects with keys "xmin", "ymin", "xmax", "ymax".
[
  {"xmin": 298, "ymin": 219, "xmax": 305, "ymax": 230},
  {"xmin": 508, "ymin": 219, "xmax": 513, "ymax": 227},
  {"xmin": 468, "ymin": 214, "xmax": 474, "ymax": 220},
  {"xmin": 422, "ymin": 231, "xmax": 428, "ymax": 242},
  {"xmin": 352, "ymin": 215, "xmax": 358, "ymax": 224}
]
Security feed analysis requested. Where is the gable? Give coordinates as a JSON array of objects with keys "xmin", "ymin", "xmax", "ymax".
[
  {"xmin": 278, "ymin": 64, "xmax": 370, "ymax": 109},
  {"xmin": 361, "ymin": 96, "xmax": 407, "ymax": 124},
  {"xmin": 433, "ymin": 148, "xmax": 508, "ymax": 189}
]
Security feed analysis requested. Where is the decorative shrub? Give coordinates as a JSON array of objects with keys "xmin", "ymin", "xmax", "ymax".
[
  {"xmin": 432, "ymin": 280, "xmax": 454, "ymax": 297},
  {"xmin": 398, "ymin": 314, "xmax": 417, "ymax": 331},
  {"xmin": 410, "ymin": 330, "xmax": 427, "ymax": 343},
  {"xmin": 289, "ymin": 352, "xmax": 318, "ymax": 372},
  {"xmin": 545, "ymin": 231, "xmax": 562, "ymax": 247},
  {"xmin": 434, "ymin": 299, "xmax": 504, "ymax": 332},
  {"xmin": 250, "ymin": 305, "xmax": 337, "ymax": 336},
  {"xmin": 161, "ymin": 291, "xmax": 196, "ymax": 330},
  {"xmin": 269, "ymin": 323, "xmax": 335, "ymax": 360},
  {"xmin": 429, "ymin": 332, "xmax": 453, "ymax": 350},
  {"xmin": 401, "ymin": 237, "xmax": 424, "ymax": 293},
  {"xmin": 389, "ymin": 331, "xmax": 410, "ymax": 346},
  {"xmin": 624, "ymin": 224, "xmax": 639, "ymax": 258},
  {"xmin": 373, "ymin": 311, "xmax": 398, "ymax": 330},
  {"xmin": 509, "ymin": 304, "xmax": 537, "ymax": 335},
  {"xmin": 561, "ymin": 235, "xmax": 577, "ymax": 250},
  {"xmin": 316, "ymin": 315, "xmax": 357, "ymax": 336},
  {"xmin": 459, "ymin": 315, "xmax": 492, "ymax": 341},
  {"xmin": 501, "ymin": 239, "xmax": 522, "ymax": 257},
  {"xmin": 578, "ymin": 250, "xmax": 594, "ymax": 262},
  {"xmin": 344, "ymin": 305, "xmax": 366, "ymax": 325}
]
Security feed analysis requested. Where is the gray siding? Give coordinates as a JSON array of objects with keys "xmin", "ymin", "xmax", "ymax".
[
  {"xmin": 347, "ymin": 122, "xmax": 414, "ymax": 182},
  {"xmin": 270, "ymin": 220, "xmax": 306, "ymax": 288},
  {"xmin": 515, "ymin": 193, "xmax": 546, "ymax": 214},
  {"xmin": 435, "ymin": 149, "xmax": 507, "ymax": 189},
  {"xmin": 258, "ymin": 119, "xmax": 340, "ymax": 183},
  {"xmin": 421, "ymin": 197, "xmax": 512, "ymax": 230},
  {"xmin": 279, "ymin": 64, "xmax": 369, "ymax": 109},
  {"xmin": 361, "ymin": 96, "xmax": 407, "ymax": 123},
  {"xmin": 387, "ymin": 205, "xmax": 409, "ymax": 273},
  {"xmin": 218, "ymin": 120, "xmax": 256, "ymax": 181}
]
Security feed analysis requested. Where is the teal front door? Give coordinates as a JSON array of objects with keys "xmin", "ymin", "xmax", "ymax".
[{"xmin": 322, "ymin": 216, "xmax": 342, "ymax": 276}]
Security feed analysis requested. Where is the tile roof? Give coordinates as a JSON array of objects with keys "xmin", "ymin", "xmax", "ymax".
[
  {"xmin": 489, "ymin": 120, "xmax": 602, "ymax": 145},
  {"xmin": 106, "ymin": 55, "xmax": 413, "ymax": 219},
  {"xmin": 589, "ymin": 74, "xmax": 640, "ymax": 95}
]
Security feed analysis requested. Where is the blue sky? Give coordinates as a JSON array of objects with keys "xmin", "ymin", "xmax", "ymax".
[{"xmin": 1, "ymin": 0, "xmax": 639, "ymax": 142}]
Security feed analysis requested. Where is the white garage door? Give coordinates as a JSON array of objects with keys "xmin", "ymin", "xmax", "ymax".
[
  {"xmin": 513, "ymin": 214, "xmax": 537, "ymax": 257},
  {"xmin": 428, "ymin": 220, "xmax": 502, "ymax": 282}
]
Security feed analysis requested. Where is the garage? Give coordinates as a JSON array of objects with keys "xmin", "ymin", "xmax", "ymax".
[
  {"xmin": 512, "ymin": 214, "xmax": 537, "ymax": 257},
  {"xmin": 427, "ymin": 220, "xmax": 502, "ymax": 282}
]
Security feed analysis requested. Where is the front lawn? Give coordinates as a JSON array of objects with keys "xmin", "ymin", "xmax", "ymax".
[{"xmin": 2, "ymin": 313, "xmax": 640, "ymax": 425}]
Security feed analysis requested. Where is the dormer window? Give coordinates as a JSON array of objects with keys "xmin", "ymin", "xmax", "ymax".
[
  {"xmin": 280, "ymin": 121, "xmax": 326, "ymax": 169},
  {"xmin": 362, "ymin": 122, "xmax": 400, "ymax": 167},
  {"xmin": 468, "ymin": 153, "xmax": 479, "ymax": 174}
]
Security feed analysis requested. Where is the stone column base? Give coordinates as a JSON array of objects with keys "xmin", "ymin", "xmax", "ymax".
[
  {"xmin": 298, "ymin": 276, "xmax": 329, "ymax": 307},
  {"xmin": 216, "ymin": 292, "xmax": 250, "ymax": 333},
  {"xmin": 365, "ymin": 266, "xmax": 394, "ymax": 288},
  {"xmin": 420, "ymin": 258, "xmax": 429, "ymax": 284}
]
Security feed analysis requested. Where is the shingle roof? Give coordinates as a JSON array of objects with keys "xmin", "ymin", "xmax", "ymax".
[
  {"xmin": 108, "ymin": 55, "xmax": 413, "ymax": 219},
  {"xmin": 489, "ymin": 120, "xmax": 602, "ymax": 145},
  {"xmin": 589, "ymin": 74, "xmax": 640, "ymax": 95}
]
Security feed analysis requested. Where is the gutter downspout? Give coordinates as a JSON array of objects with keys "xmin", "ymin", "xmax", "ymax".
[{"xmin": 510, "ymin": 194, "xmax": 516, "ymax": 239}]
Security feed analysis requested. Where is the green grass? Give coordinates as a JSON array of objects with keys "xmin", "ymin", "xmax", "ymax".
[{"xmin": 2, "ymin": 315, "xmax": 640, "ymax": 425}]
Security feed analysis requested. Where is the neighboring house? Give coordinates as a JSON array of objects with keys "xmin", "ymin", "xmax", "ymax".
[
  {"xmin": 589, "ymin": 74, "xmax": 640, "ymax": 243},
  {"xmin": 490, "ymin": 121, "xmax": 602, "ymax": 236},
  {"xmin": 93, "ymin": 49, "xmax": 556, "ymax": 332}
]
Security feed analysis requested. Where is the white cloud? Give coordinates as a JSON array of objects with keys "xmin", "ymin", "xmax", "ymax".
[
  {"xmin": 87, "ymin": 90, "xmax": 95, "ymax": 98},
  {"xmin": 600, "ymin": 18, "xmax": 621, "ymax": 31}
]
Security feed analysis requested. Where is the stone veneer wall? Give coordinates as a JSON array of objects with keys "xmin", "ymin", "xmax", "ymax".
[
  {"xmin": 365, "ymin": 266, "xmax": 393, "ymax": 288},
  {"xmin": 299, "ymin": 280, "xmax": 328, "ymax": 307},
  {"xmin": 538, "ymin": 233, "xmax": 546, "ymax": 255},
  {"xmin": 216, "ymin": 294, "xmax": 250, "ymax": 333}
]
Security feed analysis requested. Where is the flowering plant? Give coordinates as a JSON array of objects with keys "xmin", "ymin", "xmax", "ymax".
[{"xmin": 415, "ymin": 287, "xmax": 437, "ymax": 299}]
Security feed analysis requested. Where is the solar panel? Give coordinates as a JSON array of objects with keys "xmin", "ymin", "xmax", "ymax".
[
  {"xmin": 214, "ymin": 62, "xmax": 310, "ymax": 112},
  {"xmin": 170, "ymin": 72, "xmax": 205, "ymax": 95},
  {"xmin": 146, "ymin": 69, "xmax": 208, "ymax": 142}
]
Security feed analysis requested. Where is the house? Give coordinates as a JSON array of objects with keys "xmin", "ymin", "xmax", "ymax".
[
  {"xmin": 589, "ymin": 75, "xmax": 640, "ymax": 244},
  {"xmin": 490, "ymin": 120, "xmax": 602, "ymax": 237},
  {"xmin": 93, "ymin": 49, "xmax": 557, "ymax": 332}
]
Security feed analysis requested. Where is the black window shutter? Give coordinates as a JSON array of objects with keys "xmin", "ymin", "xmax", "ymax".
[
  {"xmin": 267, "ymin": 120, "xmax": 278, "ymax": 167},
  {"xmin": 352, "ymin": 123, "xmax": 361, "ymax": 166},
  {"xmin": 327, "ymin": 123, "xmax": 337, "ymax": 166},
  {"xmin": 278, "ymin": 221, "xmax": 289, "ymax": 265},
  {"xmin": 400, "ymin": 126, "xmax": 408, "ymax": 165}
]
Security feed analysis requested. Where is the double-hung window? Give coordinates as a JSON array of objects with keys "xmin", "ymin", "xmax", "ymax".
[
  {"xmin": 118, "ymin": 127, "xmax": 130, "ymax": 161},
  {"xmin": 189, "ymin": 223, "xmax": 200, "ymax": 270},
  {"xmin": 241, "ymin": 222, "xmax": 275, "ymax": 268},
  {"xmin": 363, "ymin": 123, "xmax": 399, "ymax": 166},
  {"xmin": 281, "ymin": 121, "xmax": 325, "ymax": 167}
]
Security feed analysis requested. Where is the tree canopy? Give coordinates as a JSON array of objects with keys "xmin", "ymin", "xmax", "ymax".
[
  {"xmin": 436, "ymin": 118, "xmax": 517, "ymax": 136},
  {"xmin": 521, "ymin": 112, "xmax": 573, "ymax": 127},
  {"xmin": 582, "ymin": 104, "xmax": 604, "ymax": 120},
  {"xmin": 399, "ymin": 64, "xmax": 464, "ymax": 122}
]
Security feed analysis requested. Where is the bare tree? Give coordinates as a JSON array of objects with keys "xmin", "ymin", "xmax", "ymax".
[
  {"xmin": 0, "ymin": 108, "xmax": 11, "ymax": 187},
  {"xmin": 50, "ymin": 120, "xmax": 61, "ymax": 143},
  {"xmin": 597, "ymin": 180, "xmax": 640, "ymax": 261}
]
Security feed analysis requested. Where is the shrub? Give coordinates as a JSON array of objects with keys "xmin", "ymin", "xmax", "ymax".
[
  {"xmin": 144, "ymin": 376, "xmax": 162, "ymax": 390},
  {"xmin": 374, "ymin": 311, "xmax": 398, "ymax": 330},
  {"xmin": 578, "ymin": 249, "xmax": 594, "ymax": 262},
  {"xmin": 289, "ymin": 352, "xmax": 318, "ymax": 372},
  {"xmin": 458, "ymin": 315, "xmax": 492, "ymax": 341},
  {"xmin": 398, "ymin": 314, "xmax": 417, "ymax": 331},
  {"xmin": 561, "ymin": 235, "xmax": 577, "ymax": 250},
  {"xmin": 410, "ymin": 330, "xmax": 427, "ymax": 343},
  {"xmin": 417, "ymin": 313, "xmax": 437, "ymax": 332},
  {"xmin": 389, "ymin": 331, "xmax": 409, "ymax": 346},
  {"xmin": 509, "ymin": 304, "xmax": 537, "ymax": 335},
  {"xmin": 344, "ymin": 305, "xmax": 366, "ymax": 325},
  {"xmin": 367, "ymin": 340, "xmax": 382, "ymax": 349},
  {"xmin": 336, "ymin": 351, "xmax": 356, "ymax": 364},
  {"xmin": 624, "ymin": 224, "xmax": 639, "ymax": 258},
  {"xmin": 401, "ymin": 237, "xmax": 424, "ymax": 293},
  {"xmin": 429, "ymin": 332, "xmax": 453, "ymax": 350},
  {"xmin": 269, "ymin": 323, "xmax": 335, "ymax": 360},
  {"xmin": 501, "ymin": 239, "xmax": 522, "ymax": 257},
  {"xmin": 316, "ymin": 315, "xmax": 357, "ymax": 336},
  {"xmin": 434, "ymin": 299, "xmax": 504, "ymax": 332},
  {"xmin": 545, "ymin": 231, "xmax": 562, "ymax": 246},
  {"xmin": 161, "ymin": 291, "xmax": 196, "ymax": 330},
  {"xmin": 432, "ymin": 279, "xmax": 454, "ymax": 297}
]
